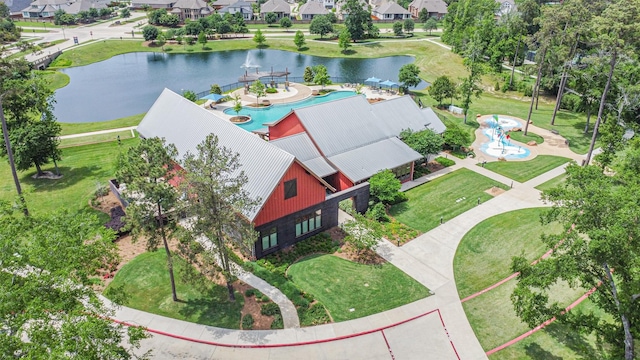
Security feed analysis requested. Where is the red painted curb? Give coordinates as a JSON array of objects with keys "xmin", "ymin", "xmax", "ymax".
[
  {"xmin": 111, "ymin": 308, "xmax": 455, "ymax": 350},
  {"xmin": 436, "ymin": 309, "xmax": 461, "ymax": 360}
]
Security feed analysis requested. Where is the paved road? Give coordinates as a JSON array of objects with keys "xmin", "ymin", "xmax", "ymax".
[{"xmin": 107, "ymin": 155, "xmax": 582, "ymax": 360}]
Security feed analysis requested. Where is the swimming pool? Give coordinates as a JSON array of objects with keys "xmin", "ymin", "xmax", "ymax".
[
  {"xmin": 225, "ymin": 91, "xmax": 359, "ymax": 132},
  {"xmin": 479, "ymin": 116, "xmax": 531, "ymax": 159}
]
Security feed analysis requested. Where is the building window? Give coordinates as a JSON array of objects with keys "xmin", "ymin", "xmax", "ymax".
[
  {"xmin": 392, "ymin": 163, "xmax": 412, "ymax": 181},
  {"xmin": 295, "ymin": 210, "xmax": 322, "ymax": 237},
  {"xmin": 284, "ymin": 179, "xmax": 297, "ymax": 199},
  {"xmin": 261, "ymin": 227, "xmax": 278, "ymax": 250}
]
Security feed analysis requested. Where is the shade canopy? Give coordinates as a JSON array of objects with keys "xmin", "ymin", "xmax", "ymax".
[
  {"xmin": 200, "ymin": 93, "xmax": 226, "ymax": 102},
  {"xmin": 380, "ymin": 80, "xmax": 398, "ymax": 88},
  {"xmin": 364, "ymin": 76, "xmax": 381, "ymax": 84}
]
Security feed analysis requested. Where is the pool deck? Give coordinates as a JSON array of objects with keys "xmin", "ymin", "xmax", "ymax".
[
  {"xmin": 204, "ymin": 83, "xmax": 401, "ymax": 122},
  {"xmin": 473, "ymin": 115, "xmax": 583, "ymax": 163}
]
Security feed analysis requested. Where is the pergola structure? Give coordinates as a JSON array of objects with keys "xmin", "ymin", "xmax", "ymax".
[{"xmin": 238, "ymin": 67, "xmax": 291, "ymax": 83}]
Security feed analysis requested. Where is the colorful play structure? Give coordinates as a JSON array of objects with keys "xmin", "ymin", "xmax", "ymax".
[{"xmin": 479, "ymin": 115, "xmax": 530, "ymax": 159}]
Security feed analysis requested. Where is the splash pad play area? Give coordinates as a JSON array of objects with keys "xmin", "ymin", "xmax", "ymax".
[{"xmin": 479, "ymin": 115, "xmax": 531, "ymax": 159}]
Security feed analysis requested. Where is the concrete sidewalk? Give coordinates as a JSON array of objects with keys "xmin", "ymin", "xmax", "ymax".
[{"xmin": 59, "ymin": 126, "xmax": 137, "ymax": 139}]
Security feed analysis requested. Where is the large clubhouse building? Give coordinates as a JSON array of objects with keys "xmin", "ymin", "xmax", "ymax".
[{"xmin": 132, "ymin": 89, "xmax": 444, "ymax": 258}]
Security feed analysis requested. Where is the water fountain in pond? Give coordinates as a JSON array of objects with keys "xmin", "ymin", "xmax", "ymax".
[
  {"xmin": 479, "ymin": 115, "xmax": 530, "ymax": 159},
  {"xmin": 241, "ymin": 51, "xmax": 260, "ymax": 70}
]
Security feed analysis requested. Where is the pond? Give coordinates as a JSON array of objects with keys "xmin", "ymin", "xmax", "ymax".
[{"xmin": 54, "ymin": 49, "xmax": 426, "ymax": 123}]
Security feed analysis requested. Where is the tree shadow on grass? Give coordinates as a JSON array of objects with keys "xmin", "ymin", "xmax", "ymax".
[
  {"xmin": 341, "ymin": 49, "xmax": 357, "ymax": 55},
  {"xmin": 297, "ymin": 46, "xmax": 309, "ymax": 52},
  {"xmin": 545, "ymin": 322, "xmax": 601, "ymax": 360},
  {"xmin": 177, "ymin": 288, "xmax": 242, "ymax": 329},
  {"xmin": 524, "ymin": 342, "xmax": 564, "ymax": 360},
  {"xmin": 21, "ymin": 165, "xmax": 101, "ymax": 191},
  {"xmin": 389, "ymin": 201, "xmax": 409, "ymax": 216}
]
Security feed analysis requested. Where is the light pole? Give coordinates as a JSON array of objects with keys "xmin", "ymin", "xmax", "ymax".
[{"xmin": 61, "ymin": 25, "xmax": 66, "ymax": 39}]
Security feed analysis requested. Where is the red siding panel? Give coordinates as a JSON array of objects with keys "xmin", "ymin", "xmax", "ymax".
[
  {"xmin": 269, "ymin": 113, "xmax": 305, "ymax": 140},
  {"xmin": 336, "ymin": 172, "xmax": 353, "ymax": 191},
  {"xmin": 254, "ymin": 162, "xmax": 326, "ymax": 227}
]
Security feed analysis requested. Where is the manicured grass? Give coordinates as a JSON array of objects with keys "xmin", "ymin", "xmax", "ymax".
[
  {"xmin": 482, "ymin": 156, "xmax": 571, "ymax": 183},
  {"xmin": 454, "ymin": 208, "xmax": 563, "ymax": 299},
  {"xmin": 463, "ymin": 278, "xmax": 586, "ymax": 351},
  {"xmin": 490, "ymin": 299, "xmax": 607, "ymax": 360},
  {"xmin": 509, "ymin": 131, "xmax": 544, "ymax": 145},
  {"xmin": 535, "ymin": 173, "xmax": 567, "ymax": 192},
  {"xmin": 105, "ymin": 251, "xmax": 244, "ymax": 328},
  {"xmin": 51, "ymin": 38, "xmax": 467, "ymax": 82},
  {"xmin": 14, "ymin": 21, "xmax": 62, "ymax": 28},
  {"xmin": 37, "ymin": 70, "xmax": 70, "ymax": 90},
  {"xmin": 0, "ymin": 138, "xmax": 138, "ymax": 219},
  {"xmin": 59, "ymin": 113, "xmax": 144, "ymax": 136},
  {"xmin": 389, "ymin": 168, "xmax": 509, "ymax": 232},
  {"xmin": 287, "ymin": 254, "xmax": 430, "ymax": 322},
  {"xmin": 59, "ymin": 129, "xmax": 136, "ymax": 148}
]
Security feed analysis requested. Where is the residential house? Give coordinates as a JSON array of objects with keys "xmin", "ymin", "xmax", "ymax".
[
  {"xmin": 131, "ymin": 0, "xmax": 175, "ymax": 10},
  {"xmin": 2, "ymin": 0, "xmax": 33, "ymax": 16},
  {"xmin": 371, "ymin": 1, "xmax": 411, "ymax": 20},
  {"xmin": 298, "ymin": 0, "xmax": 328, "ymax": 20},
  {"xmin": 260, "ymin": 0, "xmax": 290, "ymax": 20},
  {"xmin": 21, "ymin": 0, "xmax": 108, "ymax": 18},
  {"xmin": 336, "ymin": 0, "xmax": 368, "ymax": 20},
  {"xmin": 320, "ymin": 0, "xmax": 334, "ymax": 10},
  {"xmin": 211, "ymin": 0, "xmax": 256, "ymax": 10},
  {"xmin": 170, "ymin": 0, "xmax": 212, "ymax": 21},
  {"xmin": 266, "ymin": 95, "xmax": 445, "ymax": 190},
  {"xmin": 218, "ymin": 0, "xmax": 254, "ymax": 20},
  {"xmin": 495, "ymin": 0, "xmax": 516, "ymax": 17},
  {"xmin": 408, "ymin": 0, "xmax": 447, "ymax": 19}
]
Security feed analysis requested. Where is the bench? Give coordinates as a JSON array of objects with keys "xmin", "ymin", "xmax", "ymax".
[{"xmin": 550, "ymin": 129, "xmax": 560, "ymax": 135}]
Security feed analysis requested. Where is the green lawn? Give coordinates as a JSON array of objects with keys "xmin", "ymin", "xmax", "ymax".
[
  {"xmin": 463, "ymin": 278, "xmax": 586, "ymax": 351},
  {"xmin": 509, "ymin": 131, "xmax": 544, "ymax": 145},
  {"xmin": 60, "ymin": 130, "xmax": 136, "ymax": 148},
  {"xmin": 482, "ymin": 156, "xmax": 572, "ymax": 183},
  {"xmin": 0, "ymin": 138, "xmax": 138, "ymax": 220},
  {"xmin": 454, "ymin": 208, "xmax": 563, "ymax": 299},
  {"xmin": 535, "ymin": 173, "xmax": 567, "ymax": 192},
  {"xmin": 37, "ymin": 70, "xmax": 70, "ymax": 90},
  {"xmin": 59, "ymin": 113, "xmax": 144, "ymax": 136},
  {"xmin": 105, "ymin": 251, "xmax": 244, "ymax": 328},
  {"xmin": 389, "ymin": 168, "xmax": 509, "ymax": 232},
  {"xmin": 14, "ymin": 21, "xmax": 62, "ymax": 28},
  {"xmin": 287, "ymin": 254, "xmax": 430, "ymax": 322}
]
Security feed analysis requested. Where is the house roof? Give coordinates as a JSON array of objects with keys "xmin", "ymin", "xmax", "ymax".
[
  {"xmin": 291, "ymin": 95, "xmax": 444, "ymax": 158},
  {"xmin": 298, "ymin": 0, "xmax": 328, "ymax": 15},
  {"xmin": 172, "ymin": 0, "xmax": 209, "ymax": 9},
  {"xmin": 374, "ymin": 1, "xmax": 411, "ymax": 15},
  {"xmin": 286, "ymin": 95, "xmax": 443, "ymax": 182},
  {"xmin": 3, "ymin": 0, "xmax": 33, "ymax": 14},
  {"xmin": 260, "ymin": 0, "xmax": 289, "ymax": 13},
  {"xmin": 132, "ymin": 0, "xmax": 174, "ymax": 5},
  {"xmin": 136, "ymin": 89, "xmax": 296, "ymax": 222},
  {"xmin": 328, "ymin": 137, "xmax": 421, "ymax": 183},
  {"xmin": 408, "ymin": 0, "xmax": 447, "ymax": 14},
  {"xmin": 270, "ymin": 133, "xmax": 337, "ymax": 178},
  {"xmin": 219, "ymin": 1, "xmax": 252, "ymax": 13}
]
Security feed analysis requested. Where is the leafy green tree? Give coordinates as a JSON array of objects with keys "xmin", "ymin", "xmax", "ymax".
[
  {"xmin": 512, "ymin": 160, "xmax": 640, "ymax": 360},
  {"xmin": 418, "ymin": 8, "xmax": 430, "ymax": 23},
  {"xmin": 325, "ymin": 12, "xmax": 337, "ymax": 23},
  {"xmin": 338, "ymin": 28, "xmax": 352, "ymax": 53},
  {"xmin": 393, "ymin": 21, "xmax": 403, "ymax": 36},
  {"xmin": 443, "ymin": 123, "xmax": 470, "ymax": 150},
  {"xmin": 404, "ymin": 18, "xmax": 414, "ymax": 34},
  {"xmin": 88, "ymin": 7, "xmax": 99, "ymax": 19},
  {"xmin": 116, "ymin": 137, "xmax": 181, "ymax": 302},
  {"xmin": 398, "ymin": 63, "xmax": 421, "ymax": 92},
  {"xmin": 249, "ymin": 80, "xmax": 266, "ymax": 105},
  {"xmin": 341, "ymin": 212, "xmax": 382, "ymax": 256},
  {"xmin": 303, "ymin": 66, "xmax": 314, "ymax": 83},
  {"xmin": 429, "ymin": 75, "xmax": 457, "ymax": 106},
  {"xmin": 312, "ymin": 64, "xmax": 331, "ymax": 88},
  {"xmin": 198, "ymin": 31, "xmax": 207, "ymax": 48},
  {"xmin": 99, "ymin": 7, "xmax": 112, "ymax": 17},
  {"xmin": 0, "ymin": 208, "xmax": 149, "ymax": 358},
  {"xmin": 142, "ymin": 25, "xmax": 159, "ymax": 42},
  {"xmin": 264, "ymin": 12, "xmax": 277, "ymax": 25},
  {"xmin": 309, "ymin": 14, "xmax": 333, "ymax": 39},
  {"xmin": 279, "ymin": 16, "xmax": 292, "ymax": 31},
  {"xmin": 424, "ymin": 17, "xmax": 437, "ymax": 35},
  {"xmin": 253, "ymin": 28, "xmax": 266, "ymax": 47},
  {"xmin": 159, "ymin": 13, "xmax": 179, "ymax": 27},
  {"xmin": 232, "ymin": 94, "xmax": 243, "ymax": 115},
  {"xmin": 53, "ymin": 9, "xmax": 75, "ymax": 25},
  {"xmin": 210, "ymin": 84, "xmax": 222, "ymax": 94},
  {"xmin": 148, "ymin": 8, "xmax": 166, "ymax": 24},
  {"xmin": 182, "ymin": 90, "xmax": 197, "ymax": 102},
  {"xmin": 217, "ymin": 20, "xmax": 232, "ymax": 38},
  {"xmin": 400, "ymin": 128, "xmax": 444, "ymax": 159},
  {"xmin": 184, "ymin": 19, "xmax": 204, "ymax": 36},
  {"xmin": 368, "ymin": 169, "xmax": 401, "ymax": 205},
  {"xmin": 459, "ymin": 34, "xmax": 484, "ymax": 123},
  {"xmin": 180, "ymin": 134, "xmax": 258, "ymax": 301},
  {"xmin": 293, "ymin": 30, "xmax": 306, "ymax": 50},
  {"xmin": 343, "ymin": 0, "xmax": 372, "ymax": 42}
]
